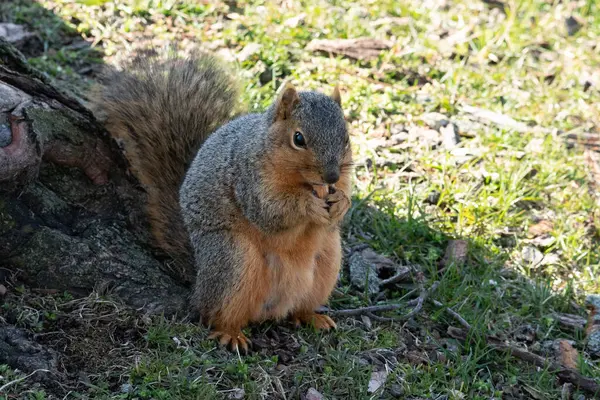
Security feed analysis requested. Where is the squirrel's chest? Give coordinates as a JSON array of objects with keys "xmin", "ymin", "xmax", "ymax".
[{"xmin": 259, "ymin": 251, "xmax": 317, "ymax": 320}]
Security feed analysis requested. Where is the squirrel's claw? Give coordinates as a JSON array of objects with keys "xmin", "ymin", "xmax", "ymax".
[
  {"xmin": 291, "ymin": 312, "xmax": 337, "ymax": 330},
  {"xmin": 208, "ymin": 330, "xmax": 251, "ymax": 354}
]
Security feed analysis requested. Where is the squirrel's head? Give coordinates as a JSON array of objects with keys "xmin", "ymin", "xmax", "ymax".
[{"xmin": 266, "ymin": 83, "xmax": 353, "ymax": 187}]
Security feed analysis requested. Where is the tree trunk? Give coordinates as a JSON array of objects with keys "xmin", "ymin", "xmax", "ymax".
[{"xmin": 0, "ymin": 38, "xmax": 190, "ymax": 316}]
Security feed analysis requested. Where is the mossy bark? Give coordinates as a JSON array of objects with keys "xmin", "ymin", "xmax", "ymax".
[{"xmin": 0, "ymin": 39, "xmax": 190, "ymax": 316}]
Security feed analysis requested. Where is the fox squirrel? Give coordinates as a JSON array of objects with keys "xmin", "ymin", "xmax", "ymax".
[{"xmin": 93, "ymin": 52, "xmax": 353, "ymax": 353}]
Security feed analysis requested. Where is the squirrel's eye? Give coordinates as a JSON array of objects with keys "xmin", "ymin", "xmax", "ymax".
[{"xmin": 293, "ymin": 131, "xmax": 306, "ymax": 148}]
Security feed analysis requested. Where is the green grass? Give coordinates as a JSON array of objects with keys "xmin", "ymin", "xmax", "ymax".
[{"xmin": 1, "ymin": 0, "xmax": 600, "ymax": 398}]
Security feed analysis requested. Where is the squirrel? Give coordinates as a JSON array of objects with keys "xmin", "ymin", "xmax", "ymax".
[{"xmin": 92, "ymin": 51, "xmax": 353, "ymax": 353}]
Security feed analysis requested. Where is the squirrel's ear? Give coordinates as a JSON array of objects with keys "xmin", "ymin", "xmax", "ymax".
[
  {"xmin": 274, "ymin": 82, "xmax": 300, "ymax": 122},
  {"xmin": 331, "ymin": 85, "xmax": 342, "ymax": 107}
]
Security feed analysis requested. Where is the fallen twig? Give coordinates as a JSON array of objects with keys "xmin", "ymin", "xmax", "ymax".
[
  {"xmin": 365, "ymin": 311, "xmax": 396, "ymax": 323},
  {"xmin": 326, "ymin": 281, "xmax": 439, "ymax": 321},
  {"xmin": 0, "ymin": 369, "xmax": 50, "ymax": 392},
  {"xmin": 380, "ymin": 266, "xmax": 413, "ymax": 286},
  {"xmin": 448, "ymin": 327, "xmax": 600, "ymax": 395},
  {"xmin": 327, "ymin": 303, "xmax": 407, "ymax": 317},
  {"xmin": 552, "ymin": 312, "xmax": 587, "ymax": 330},
  {"xmin": 401, "ymin": 281, "xmax": 439, "ymax": 321},
  {"xmin": 432, "ymin": 300, "xmax": 472, "ymax": 330}
]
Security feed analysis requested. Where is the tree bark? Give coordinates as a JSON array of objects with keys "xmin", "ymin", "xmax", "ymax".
[{"xmin": 0, "ymin": 38, "xmax": 190, "ymax": 316}]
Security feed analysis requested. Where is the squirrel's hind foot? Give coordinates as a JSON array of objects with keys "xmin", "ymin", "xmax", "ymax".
[
  {"xmin": 208, "ymin": 329, "xmax": 252, "ymax": 354},
  {"xmin": 291, "ymin": 312, "xmax": 337, "ymax": 330}
]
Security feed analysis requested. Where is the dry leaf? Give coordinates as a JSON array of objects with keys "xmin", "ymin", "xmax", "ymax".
[
  {"xmin": 521, "ymin": 246, "xmax": 544, "ymax": 267},
  {"xmin": 405, "ymin": 350, "xmax": 428, "ymax": 365},
  {"xmin": 557, "ymin": 340, "xmax": 578, "ymax": 369},
  {"xmin": 306, "ymin": 37, "xmax": 392, "ymax": 61},
  {"xmin": 305, "ymin": 388, "xmax": 325, "ymax": 400},
  {"xmin": 367, "ymin": 370, "xmax": 388, "ymax": 394},
  {"xmin": 528, "ymin": 220, "xmax": 553, "ymax": 236},
  {"xmin": 440, "ymin": 240, "xmax": 468, "ymax": 267}
]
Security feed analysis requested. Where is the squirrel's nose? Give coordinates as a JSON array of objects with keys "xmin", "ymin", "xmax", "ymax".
[{"xmin": 323, "ymin": 169, "xmax": 340, "ymax": 184}]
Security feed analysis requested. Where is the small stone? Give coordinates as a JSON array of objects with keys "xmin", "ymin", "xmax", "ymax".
[
  {"xmin": 366, "ymin": 137, "xmax": 388, "ymax": 150},
  {"xmin": 358, "ymin": 357, "xmax": 370, "ymax": 367},
  {"xmin": 407, "ymin": 126, "xmax": 441, "ymax": 148},
  {"xmin": 237, "ymin": 43, "xmax": 261, "ymax": 62},
  {"xmin": 526, "ymin": 234, "xmax": 555, "ymax": 249},
  {"xmin": 284, "ymin": 13, "xmax": 306, "ymax": 28},
  {"xmin": 389, "ymin": 132, "xmax": 409, "ymax": 146},
  {"xmin": 228, "ymin": 388, "xmax": 245, "ymax": 399},
  {"xmin": 415, "ymin": 93, "xmax": 433, "ymax": 104},
  {"xmin": 440, "ymin": 240, "xmax": 468, "ymax": 267},
  {"xmin": 0, "ymin": 84, "xmax": 29, "ymax": 113},
  {"xmin": 348, "ymin": 250, "xmax": 381, "ymax": 295},
  {"xmin": 565, "ymin": 16, "xmax": 582, "ymax": 36},
  {"xmin": 540, "ymin": 252, "xmax": 560, "ymax": 266},
  {"xmin": 120, "ymin": 383, "xmax": 133, "ymax": 394},
  {"xmin": 361, "ymin": 315, "xmax": 372, "ymax": 329},
  {"xmin": 514, "ymin": 324, "xmax": 536, "ymax": 343},
  {"xmin": 215, "ymin": 47, "xmax": 236, "ymax": 62},
  {"xmin": 561, "ymin": 383, "xmax": 573, "ymax": 400},
  {"xmin": 449, "ymin": 147, "xmax": 483, "ymax": 163},
  {"xmin": 390, "ymin": 124, "xmax": 405, "ymax": 135},
  {"xmin": 440, "ymin": 123, "xmax": 460, "ymax": 149},
  {"xmin": 461, "ymin": 105, "xmax": 528, "ymax": 132},
  {"xmin": 0, "ymin": 284, "xmax": 6, "ymax": 297},
  {"xmin": 539, "ymin": 339, "xmax": 576, "ymax": 357},
  {"xmin": 453, "ymin": 118, "xmax": 482, "ymax": 137},
  {"xmin": 419, "ymin": 112, "xmax": 449, "ymax": 130},
  {"xmin": 525, "ymin": 138, "xmax": 544, "ymax": 154},
  {"xmin": 521, "ymin": 246, "xmax": 543, "ymax": 267},
  {"xmin": 259, "ymin": 68, "xmax": 273, "ymax": 85},
  {"xmin": 585, "ymin": 295, "xmax": 600, "ymax": 357},
  {"xmin": 586, "ymin": 294, "xmax": 600, "ymax": 310},
  {"xmin": 390, "ymin": 384, "xmax": 404, "ymax": 398},
  {"xmin": 305, "ymin": 388, "xmax": 325, "ymax": 400},
  {"xmin": 426, "ymin": 190, "xmax": 440, "ymax": 205}
]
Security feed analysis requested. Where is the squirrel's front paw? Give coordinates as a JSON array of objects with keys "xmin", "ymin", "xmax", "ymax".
[
  {"xmin": 208, "ymin": 329, "xmax": 251, "ymax": 354},
  {"xmin": 325, "ymin": 187, "xmax": 351, "ymax": 223},
  {"xmin": 307, "ymin": 193, "xmax": 331, "ymax": 225}
]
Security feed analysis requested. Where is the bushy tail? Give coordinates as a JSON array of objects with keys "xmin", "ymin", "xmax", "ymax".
[{"xmin": 92, "ymin": 51, "xmax": 240, "ymax": 283}]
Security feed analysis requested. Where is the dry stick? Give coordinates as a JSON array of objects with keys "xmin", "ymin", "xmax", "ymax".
[
  {"xmin": 432, "ymin": 300, "xmax": 472, "ymax": 330},
  {"xmin": 0, "ymin": 369, "xmax": 50, "ymax": 392},
  {"xmin": 328, "ymin": 303, "xmax": 408, "ymax": 317},
  {"xmin": 447, "ymin": 327, "xmax": 600, "ymax": 395},
  {"xmin": 551, "ymin": 312, "xmax": 587, "ymax": 330},
  {"xmin": 328, "ymin": 281, "xmax": 439, "ymax": 320},
  {"xmin": 366, "ymin": 311, "xmax": 396, "ymax": 323},
  {"xmin": 380, "ymin": 266, "xmax": 413, "ymax": 286},
  {"xmin": 402, "ymin": 281, "xmax": 439, "ymax": 320}
]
